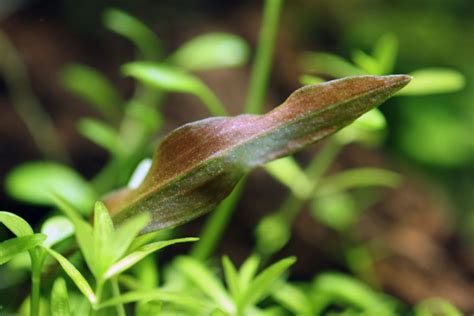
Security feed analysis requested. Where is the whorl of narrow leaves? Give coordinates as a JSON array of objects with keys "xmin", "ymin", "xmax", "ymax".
[{"xmin": 105, "ymin": 75, "xmax": 410, "ymax": 233}]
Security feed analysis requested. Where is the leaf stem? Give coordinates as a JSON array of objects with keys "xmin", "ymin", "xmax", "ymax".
[
  {"xmin": 30, "ymin": 250, "xmax": 44, "ymax": 316},
  {"xmin": 111, "ymin": 277, "xmax": 126, "ymax": 316},
  {"xmin": 244, "ymin": 0, "xmax": 284, "ymax": 114}
]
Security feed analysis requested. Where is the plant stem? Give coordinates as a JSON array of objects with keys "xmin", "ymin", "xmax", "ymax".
[
  {"xmin": 30, "ymin": 250, "xmax": 44, "ymax": 316},
  {"xmin": 111, "ymin": 277, "xmax": 126, "ymax": 316},
  {"xmin": 244, "ymin": 0, "xmax": 284, "ymax": 114},
  {"xmin": 191, "ymin": 178, "xmax": 246, "ymax": 260}
]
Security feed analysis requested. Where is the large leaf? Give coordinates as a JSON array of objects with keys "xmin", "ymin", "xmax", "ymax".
[{"xmin": 105, "ymin": 75, "xmax": 410, "ymax": 233}]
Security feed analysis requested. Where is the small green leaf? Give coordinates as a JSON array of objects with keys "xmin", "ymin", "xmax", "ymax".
[
  {"xmin": 77, "ymin": 118, "xmax": 118, "ymax": 153},
  {"xmin": 41, "ymin": 216, "xmax": 75, "ymax": 248},
  {"xmin": 105, "ymin": 75, "xmax": 410, "ymax": 233},
  {"xmin": 299, "ymin": 74, "xmax": 325, "ymax": 86},
  {"xmin": 104, "ymin": 238, "xmax": 197, "ymax": 279},
  {"xmin": 336, "ymin": 108, "xmax": 387, "ymax": 146},
  {"xmin": 264, "ymin": 157, "xmax": 313, "ymax": 199},
  {"xmin": 103, "ymin": 8, "xmax": 163, "ymax": 61},
  {"xmin": 351, "ymin": 50, "xmax": 381, "ymax": 75},
  {"xmin": 372, "ymin": 33, "xmax": 398, "ymax": 74},
  {"xmin": 0, "ymin": 211, "xmax": 33, "ymax": 237},
  {"xmin": 60, "ymin": 64, "xmax": 122, "ymax": 122},
  {"xmin": 398, "ymin": 68, "xmax": 465, "ymax": 95},
  {"xmin": 5, "ymin": 162, "xmax": 96, "ymax": 214},
  {"xmin": 50, "ymin": 193, "xmax": 96, "ymax": 274},
  {"xmin": 0, "ymin": 234, "xmax": 46, "ymax": 265},
  {"xmin": 176, "ymin": 256, "xmax": 235, "ymax": 313},
  {"xmin": 414, "ymin": 298, "xmax": 462, "ymax": 316},
  {"xmin": 51, "ymin": 278, "xmax": 71, "ymax": 316},
  {"xmin": 272, "ymin": 283, "xmax": 313, "ymax": 315},
  {"xmin": 98, "ymin": 290, "xmax": 210, "ymax": 312},
  {"xmin": 122, "ymin": 62, "xmax": 227, "ymax": 116},
  {"xmin": 43, "ymin": 247, "xmax": 96, "ymax": 305},
  {"xmin": 238, "ymin": 255, "xmax": 260, "ymax": 294},
  {"xmin": 238, "ymin": 257, "xmax": 296, "ymax": 310},
  {"xmin": 170, "ymin": 32, "xmax": 249, "ymax": 71},
  {"xmin": 222, "ymin": 256, "xmax": 240, "ymax": 301},
  {"xmin": 94, "ymin": 201, "xmax": 115, "ymax": 275},
  {"xmin": 300, "ymin": 52, "xmax": 366, "ymax": 78}
]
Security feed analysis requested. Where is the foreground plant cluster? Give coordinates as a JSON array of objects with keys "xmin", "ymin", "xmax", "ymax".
[{"xmin": 0, "ymin": 1, "xmax": 465, "ymax": 315}]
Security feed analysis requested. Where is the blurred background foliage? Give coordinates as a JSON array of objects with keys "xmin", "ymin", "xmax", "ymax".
[{"xmin": 0, "ymin": 0, "xmax": 472, "ymax": 313}]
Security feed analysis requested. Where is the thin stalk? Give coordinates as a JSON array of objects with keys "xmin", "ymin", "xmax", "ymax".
[
  {"xmin": 29, "ymin": 250, "xmax": 45, "ymax": 316},
  {"xmin": 0, "ymin": 32, "xmax": 70, "ymax": 163},
  {"xmin": 191, "ymin": 178, "xmax": 246, "ymax": 260},
  {"xmin": 111, "ymin": 277, "xmax": 126, "ymax": 316},
  {"xmin": 244, "ymin": 0, "xmax": 284, "ymax": 114},
  {"xmin": 91, "ymin": 280, "xmax": 105, "ymax": 316}
]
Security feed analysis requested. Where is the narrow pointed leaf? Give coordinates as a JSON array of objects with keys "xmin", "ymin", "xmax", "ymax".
[
  {"xmin": 104, "ymin": 237, "xmax": 197, "ymax": 279},
  {"xmin": 0, "ymin": 234, "xmax": 46, "ymax": 265},
  {"xmin": 105, "ymin": 75, "xmax": 410, "ymax": 233},
  {"xmin": 0, "ymin": 211, "xmax": 33, "ymax": 237},
  {"xmin": 94, "ymin": 202, "xmax": 115, "ymax": 275},
  {"xmin": 397, "ymin": 68, "xmax": 465, "ymax": 95},
  {"xmin": 43, "ymin": 247, "xmax": 96, "ymax": 305},
  {"xmin": 170, "ymin": 32, "xmax": 249, "ymax": 71},
  {"xmin": 51, "ymin": 278, "xmax": 71, "ymax": 316},
  {"xmin": 301, "ymin": 52, "xmax": 366, "ymax": 78},
  {"xmin": 372, "ymin": 33, "xmax": 398, "ymax": 74},
  {"xmin": 222, "ymin": 256, "xmax": 240, "ymax": 301},
  {"xmin": 77, "ymin": 118, "xmax": 118, "ymax": 153},
  {"xmin": 351, "ymin": 50, "xmax": 382, "ymax": 75}
]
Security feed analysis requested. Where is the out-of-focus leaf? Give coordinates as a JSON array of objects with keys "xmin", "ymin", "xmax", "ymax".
[
  {"xmin": 104, "ymin": 238, "xmax": 197, "ymax": 279},
  {"xmin": 98, "ymin": 290, "xmax": 210, "ymax": 312},
  {"xmin": 336, "ymin": 108, "xmax": 387, "ymax": 146},
  {"xmin": 299, "ymin": 74, "xmax": 325, "ymax": 86},
  {"xmin": 398, "ymin": 68, "xmax": 465, "ymax": 95},
  {"xmin": 0, "ymin": 234, "xmax": 46, "ymax": 264},
  {"xmin": 300, "ymin": 52, "xmax": 366, "ymax": 78},
  {"xmin": 272, "ymin": 283, "xmax": 313, "ymax": 315},
  {"xmin": 312, "ymin": 272, "xmax": 394, "ymax": 315},
  {"xmin": 60, "ymin": 64, "xmax": 122, "ymax": 122},
  {"xmin": 310, "ymin": 192, "xmax": 357, "ymax": 231},
  {"xmin": 414, "ymin": 298, "xmax": 462, "ymax": 316},
  {"xmin": 175, "ymin": 256, "xmax": 234, "ymax": 313},
  {"xmin": 238, "ymin": 255, "xmax": 260, "ymax": 295},
  {"xmin": 372, "ymin": 33, "xmax": 398, "ymax": 74},
  {"xmin": 352, "ymin": 50, "xmax": 381, "ymax": 75},
  {"xmin": 77, "ymin": 118, "xmax": 118, "ymax": 153},
  {"xmin": 122, "ymin": 62, "xmax": 227, "ymax": 116},
  {"xmin": 222, "ymin": 256, "xmax": 239, "ymax": 301},
  {"xmin": 5, "ymin": 162, "xmax": 96, "ymax": 214},
  {"xmin": 264, "ymin": 157, "xmax": 312, "ymax": 199},
  {"xmin": 170, "ymin": 32, "xmax": 249, "ymax": 71},
  {"xmin": 255, "ymin": 214, "xmax": 290, "ymax": 255},
  {"xmin": 103, "ymin": 8, "xmax": 162, "ymax": 60},
  {"xmin": 94, "ymin": 201, "xmax": 115, "ymax": 275},
  {"xmin": 238, "ymin": 257, "xmax": 296, "ymax": 310},
  {"xmin": 51, "ymin": 278, "xmax": 71, "ymax": 316},
  {"xmin": 0, "ymin": 211, "xmax": 33, "ymax": 237},
  {"xmin": 41, "ymin": 216, "xmax": 74, "ymax": 248},
  {"xmin": 105, "ymin": 75, "xmax": 410, "ymax": 233},
  {"xmin": 43, "ymin": 247, "xmax": 96, "ymax": 305}
]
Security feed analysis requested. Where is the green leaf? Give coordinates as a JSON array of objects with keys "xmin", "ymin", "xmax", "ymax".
[
  {"xmin": 264, "ymin": 157, "xmax": 313, "ymax": 199},
  {"xmin": 0, "ymin": 234, "xmax": 46, "ymax": 264},
  {"xmin": 414, "ymin": 298, "xmax": 462, "ymax": 316},
  {"xmin": 98, "ymin": 290, "xmax": 210, "ymax": 312},
  {"xmin": 312, "ymin": 272, "xmax": 394, "ymax": 315},
  {"xmin": 122, "ymin": 62, "xmax": 227, "ymax": 116},
  {"xmin": 255, "ymin": 214, "xmax": 290, "ymax": 255},
  {"xmin": 300, "ymin": 52, "xmax": 366, "ymax": 78},
  {"xmin": 41, "ymin": 216, "xmax": 75, "ymax": 248},
  {"xmin": 351, "ymin": 50, "xmax": 382, "ymax": 75},
  {"xmin": 5, "ymin": 162, "xmax": 96, "ymax": 214},
  {"xmin": 94, "ymin": 201, "xmax": 115, "ymax": 275},
  {"xmin": 103, "ymin": 8, "xmax": 163, "ymax": 61},
  {"xmin": 77, "ymin": 118, "xmax": 118, "ymax": 153},
  {"xmin": 299, "ymin": 74, "xmax": 325, "ymax": 86},
  {"xmin": 175, "ymin": 256, "xmax": 235, "ymax": 313},
  {"xmin": 335, "ymin": 108, "xmax": 387, "ymax": 146},
  {"xmin": 51, "ymin": 278, "xmax": 71, "ymax": 316},
  {"xmin": 104, "ymin": 238, "xmax": 197, "ymax": 279},
  {"xmin": 398, "ymin": 68, "xmax": 465, "ymax": 95},
  {"xmin": 0, "ymin": 211, "xmax": 33, "ymax": 237},
  {"xmin": 60, "ymin": 64, "xmax": 122, "ymax": 122},
  {"xmin": 105, "ymin": 75, "xmax": 410, "ymax": 233},
  {"xmin": 43, "ymin": 247, "xmax": 96, "ymax": 305},
  {"xmin": 170, "ymin": 32, "xmax": 249, "ymax": 71},
  {"xmin": 372, "ymin": 33, "xmax": 398, "ymax": 74},
  {"xmin": 222, "ymin": 256, "xmax": 240, "ymax": 301},
  {"xmin": 238, "ymin": 255, "xmax": 260, "ymax": 294},
  {"xmin": 49, "ymin": 193, "xmax": 96, "ymax": 274},
  {"xmin": 272, "ymin": 283, "xmax": 313, "ymax": 315},
  {"xmin": 238, "ymin": 257, "xmax": 296, "ymax": 310}
]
